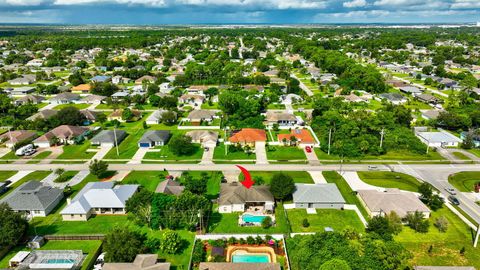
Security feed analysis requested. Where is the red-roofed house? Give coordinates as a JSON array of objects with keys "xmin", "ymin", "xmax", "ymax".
[
  {"xmin": 278, "ymin": 129, "xmax": 315, "ymax": 147},
  {"xmin": 229, "ymin": 128, "xmax": 266, "ymax": 147}
]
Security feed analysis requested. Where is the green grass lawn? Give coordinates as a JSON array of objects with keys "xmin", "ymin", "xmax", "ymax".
[
  {"xmin": 104, "ymin": 130, "xmax": 144, "ymax": 159},
  {"xmin": 323, "ymin": 171, "xmax": 369, "ymax": 219},
  {"xmin": 448, "ymin": 171, "xmax": 480, "ymax": 192},
  {"xmin": 54, "ymin": 171, "xmax": 79, "ymax": 183},
  {"xmin": 0, "ymin": 240, "xmax": 102, "ymax": 270},
  {"xmin": 0, "ymin": 171, "xmax": 51, "ymax": 199},
  {"xmin": 143, "ymin": 144, "xmax": 204, "ymax": 161},
  {"xmin": 239, "ymin": 171, "xmax": 314, "ymax": 184},
  {"xmin": 314, "ymin": 148, "xmax": 444, "ymax": 161},
  {"xmin": 452, "ymin": 152, "xmax": 471, "ymax": 160},
  {"xmin": 357, "ymin": 171, "xmax": 422, "ymax": 192},
  {"xmin": 57, "ymin": 142, "xmax": 95, "ymax": 160},
  {"xmin": 468, "ymin": 149, "xmax": 480, "ymax": 158},
  {"xmin": 53, "ymin": 103, "xmax": 90, "ymax": 110},
  {"xmin": 27, "ymin": 151, "xmax": 52, "ymax": 163},
  {"xmin": 0, "ymin": 170, "xmax": 17, "ymax": 182},
  {"xmin": 148, "ymin": 229, "xmax": 195, "ymax": 269},
  {"xmin": 266, "ymin": 146, "xmax": 306, "ymax": 161},
  {"xmin": 0, "ymin": 151, "xmax": 20, "ymax": 161},
  {"xmin": 395, "ymin": 207, "xmax": 480, "ymax": 268},
  {"xmin": 30, "ymin": 214, "xmax": 129, "ymax": 235},
  {"xmin": 208, "ymin": 203, "xmax": 289, "ymax": 234},
  {"xmin": 287, "ymin": 209, "xmax": 364, "ymax": 233},
  {"xmin": 213, "ymin": 144, "xmax": 256, "ymax": 160},
  {"xmin": 122, "ymin": 170, "xmax": 169, "ymax": 192}
]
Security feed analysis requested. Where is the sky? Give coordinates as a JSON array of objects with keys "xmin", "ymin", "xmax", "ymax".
[{"xmin": 0, "ymin": 0, "xmax": 479, "ymax": 24}]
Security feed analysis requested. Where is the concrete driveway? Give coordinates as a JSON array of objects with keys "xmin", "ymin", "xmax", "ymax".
[
  {"xmin": 6, "ymin": 171, "xmax": 33, "ymax": 186},
  {"xmin": 341, "ymin": 171, "xmax": 385, "ymax": 192},
  {"xmin": 39, "ymin": 146, "xmax": 64, "ymax": 164},
  {"xmin": 90, "ymin": 146, "xmax": 112, "ymax": 161},
  {"xmin": 200, "ymin": 146, "xmax": 214, "ymax": 165},
  {"xmin": 255, "ymin": 142, "xmax": 268, "ymax": 165},
  {"xmin": 128, "ymin": 147, "xmax": 149, "ymax": 164},
  {"xmin": 308, "ymin": 171, "xmax": 326, "ymax": 184},
  {"xmin": 304, "ymin": 147, "xmax": 320, "ymax": 165}
]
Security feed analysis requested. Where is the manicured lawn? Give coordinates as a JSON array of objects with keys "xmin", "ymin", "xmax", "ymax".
[
  {"xmin": 266, "ymin": 146, "xmax": 306, "ymax": 160},
  {"xmin": 27, "ymin": 151, "xmax": 52, "ymax": 163},
  {"xmin": 104, "ymin": 130, "xmax": 145, "ymax": 159},
  {"xmin": 30, "ymin": 214, "xmax": 129, "ymax": 235},
  {"xmin": 149, "ymin": 229, "xmax": 195, "ymax": 269},
  {"xmin": 57, "ymin": 142, "xmax": 95, "ymax": 160},
  {"xmin": 240, "ymin": 171, "xmax": 314, "ymax": 184},
  {"xmin": 395, "ymin": 207, "xmax": 480, "ymax": 268},
  {"xmin": 468, "ymin": 149, "xmax": 480, "ymax": 158},
  {"xmin": 323, "ymin": 171, "xmax": 369, "ymax": 219},
  {"xmin": 448, "ymin": 171, "xmax": 480, "ymax": 192},
  {"xmin": 314, "ymin": 148, "xmax": 444, "ymax": 161},
  {"xmin": 213, "ymin": 144, "xmax": 256, "ymax": 160},
  {"xmin": 54, "ymin": 171, "xmax": 79, "ymax": 183},
  {"xmin": 53, "ymin": 103, "xmax": 90, "ymax": 110},
  {"xmin": 0, "ymin": 151, "xmax": 20, "ymax": 161},
  {"xmin": 123, "ymin": 170, "xmax": 169, "ymax": 192},
  {"xmin": 143, "ymin": 144, "xmax": 204, "ymax": 162},
  {"xmin": 0, "ymin": 240, "xmax": 102, "ymax": 270},
  {"xmin": 0, "ymin": 171, "xmax": 51, "ymax": 199},
  {"xmin": 0, "ymin": 170, "xmax": 17, "ymax": 182},
  {"xmin": 208, "ymin": 203, "xmax": 289, "ymax": 234},
  {"xmin": 357, "ymin": 171, "xmax": 422, "ymax": 192},
  {"xmin": 452, "ymin": 151, "xmax": 471, "ymax": 160},
  {"xmin": 287, "ymin": 209, "xmax": 364, "ymax": 233}
]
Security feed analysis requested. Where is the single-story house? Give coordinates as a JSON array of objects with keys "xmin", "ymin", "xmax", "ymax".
[
  {"xmin": 80, "ymin": 109, "xmax": 100, "ymax": 124},
  {"xmin": 49, "ymin": 92, "xmax": 81, "ymax": 105},
  {"xmin": 357, "ymin": 189, "xmax": 431, "ymax": 218},
  {"xmin": 399, "ymin": 86, "xmax": 422, "ymax": 95},
  {"xmin": 218, "ymin": 182, "xmax": 274, "ymax": 213},
  {"xmin": 10, "ymin": 87, "xmax": 35, "ymax": 96},
  {"xmin": 135, "ymin": 75, "xmax": 156, "ymax": 85},
  {"xmin": 8, "ymin": 75, "xmax": 36, "ymax": 86},
  {"xmin": 81, "ymin": 94, "xmax": 106, "ymax": 104},
  {"xmin": 138, "ymin": 130, "xmax": 171, "ymax": 147},
  {"xmin": 0, "ymin": 130, "xmax": 37, "ymax": 149},
  {"xmin": 186, "ymin": 85, "xmax": 208, "ymax": 94},
  {"xmin": 186, "ymin": 110, "xmax": 216, "ymax": 125},
  {"xmin": 145, "ymin": 110, "xmax": 176, "ymax": 125},
  {"xmin": 155, "ymin": 179, "xmax": 184, "ymax": 196},
  {"xmin": 186, "ymin": 130, "xmax": 218, "ymax": 148},
  {"xmin": 415, "ymin": 128, "xmax": 462, "ymax": 147},
  {"xmin": 14, "ymin": 95, "xmax": 45, "ymax": 106},
  {"xmin": 421, "ymin": 110, "xmax": 442, "ymax": 120},
  {"xmin": 112, "ymin": 76, "xmax": 131, "ymax": 85},
  {"xmin": 90, "ymin": 130, "xmax": 127, "ymax": 147},
  {"xmin": 90, "ymin": 75, "xmax": 111, "ymax": 83},
  {"xmin": 264, "ymin": 111, "xmax": 298, "ymax": 127},
  {"xmin": 71, "ymin": 84, "xmax": 92, "ymax": 94},
  {"xmin": 33, "ymin": 125, "xmax": 89, "ymax": 147},
  {"xmin": 103, "ymin": 254, "xmax": 170, "ymax": 270},
  {"xmin": 107, "ymin": 109, "xmax": 142, "ymax": 122},
  {"xmin": 229, "ymin": 128, "xmax": 266, "ymax": 147},
  {"xmin": 199, "ymin": 263, "xmax": 280, "ymax": 270},
  {"xmin": 26, "ymin": 109, "xmax": 58, "ymax": 121},
  {"xmin": 278, "ymin": 129, "xmax": 315, "ymax": 146},
  {"xmin": 416, "ymin": 93, "xmax": 441, "ymax": 104},
  {"xmin": 179, "ymin": 94, "xmax": 205, "ymax": 106},
  {"xmin": 292, "ymin": 183, "xmax": 345, "ymax": 209},
  {"xmin": 378, "ymin": 93, "xmax": 408, "ymax": 105},
  {"xmin": 60, "ymin": 182, "xmax": 139, "ymax": 221},
  {"xmin": 111, "ymin": 91, "xmax": 130, "ymax": 100},
  {"xmin": 0, "ymin": 181, "xmax": 63, "ymax": 217}
]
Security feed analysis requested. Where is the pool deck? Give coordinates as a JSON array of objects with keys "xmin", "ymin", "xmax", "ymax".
[{"xmin": 226, "ymin": 246, "xmax": 277, "ymax": 263}]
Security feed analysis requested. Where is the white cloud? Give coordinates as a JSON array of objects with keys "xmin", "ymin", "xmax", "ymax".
[
  {"xmin": 451, "ymin": 0, "xmax": 480, "ymax": 9},
  {"xmin": 343, "ymin": 0, "xmax": 366, "ymax": 8}
]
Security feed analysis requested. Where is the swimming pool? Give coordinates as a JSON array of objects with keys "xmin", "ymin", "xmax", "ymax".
[
  {"xmin": 232, "ymin": 254, "xmax": 270, "ymax": 263},
  {"xmin": 43, "ymin": 258, "xmax": 76, "ymax": 264},
  {"xmin": 242, "ymin": 214, "xmax": 267, "ymax": 223}
]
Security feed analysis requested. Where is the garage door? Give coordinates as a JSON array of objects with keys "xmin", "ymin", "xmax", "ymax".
[{"xmin": 139, "ymin": 142, "xmax": 151, "ymax": 148}]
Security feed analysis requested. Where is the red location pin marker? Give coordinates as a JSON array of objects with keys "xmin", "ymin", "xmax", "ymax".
[{"xmin": 237, "ymin": 165, "xmax": 254, "ymax": 189}]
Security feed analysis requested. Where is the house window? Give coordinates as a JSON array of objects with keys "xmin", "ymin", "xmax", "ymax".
[
  {"xmin": 70, "ymin": 214, "xmax": 74, "ymax": 218},
  {"xmin": 223, "ymin": 207, "xmax": 227, "ymax": 212}
]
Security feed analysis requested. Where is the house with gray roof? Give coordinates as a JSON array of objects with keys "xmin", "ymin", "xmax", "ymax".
[
  {"xmin": 60, "ymin": 182, "xmax": 139, "ymax": 221},
  {"xmin": 357, "ymin": 189, "xmax": 430, "ymax": 218},
  {"xmin": 10, "ymin": 87, "xmax": 36, "ymax": 96},
  {"xmin": 155, "ymin": 179, "xmax": 184, "ymax": 196},
  {"xmin": 49, "ymin": 92, "xmax": 81, "ymax": 105},
  {"xmin": 186, "ymin": 109, "xmax": 217, "ymax": 125},
  {"xmin": 14, "ymin": 95, "xmax": 45, "ymax": 106},
  {"xmin": 26, "ymin": 109, "xmax": 58, "ymax": 121},
  {"xmin": 218, "ymin": 183, "xmax": 274, "ymax": 213},
  {"xmin": 292, "ymin": 183, "xmax": 345, "ymax": 209},
  {"xmin": 90, "ymin": 130, "xmax": 127, "ymax": 147},
  {"xmin": 378, "ymin": 93, "xmax": 407, "ymax": 105},
  {"xmin": 103, "ymin": 254, "xmax": 170, "ymax": 270},
  {"xmin": 399, "ymin": 86, "xmax": 422, "ymax": 96},
  {"xmin": 264, "ymin": 111, "xmax": 298, "ymax": 127},
  {"xmin": 138, "ymin": 130, "xmax": 171, "ymax": 147},
  {"xmin": 186, "ymin": 130, "xmax": 218, "ymax": 148},
  {"xmin": 0, "ymin": 181, "xmax": 63, "ymax": 217}
]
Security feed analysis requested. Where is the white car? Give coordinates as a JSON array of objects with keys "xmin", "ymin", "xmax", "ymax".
[
  {"xmin": 93, "ymin": 253, "xmax": 106, "ymax": 270},
  {"xmin": 444, "ymin": 187, "xmax": 456, "ymax": 195}
]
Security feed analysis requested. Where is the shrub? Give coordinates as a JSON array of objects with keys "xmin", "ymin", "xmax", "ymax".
[
  {"xmin": 434, "ymin": 216, "xmax": 449, "ymax": 232},
  {"xmin": 255, "ymin": 235, "xmax": 263, "ymax": 244},
  {"xmin": 302, "ymin": 218, "xmax": 310, "ymax": 228},
  {"xmin": 191, "ymin": 241, "xmax": 206, "ymax": 265},
  {"xmin": 228, "ymin": 237, "xmax": 237, "ymax": 245},
  {"xmin": 262, "ymin": 216, "xmax": 272, "ymax": 229},
  {"xmin": 246, "ymin": 236, "xmax": 255, "ymax": 245}
]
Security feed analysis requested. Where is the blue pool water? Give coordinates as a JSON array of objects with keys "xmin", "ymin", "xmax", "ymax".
[
  {"xmin": 242, "ymin": 214, "xmax": 267, "ymax": 223},
  {"xmin": 44, "ymin": 259, "xmax": 75, "ymax": 264},
  {"xmin": 232, "ymin": 254, "xmax": 270, "ymax": 263}
]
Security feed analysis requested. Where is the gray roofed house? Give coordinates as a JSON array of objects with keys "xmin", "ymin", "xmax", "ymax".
[
  {"xmin": 155, "ymin": 179, "xmax": 184, "ymax": 195},
  {"xmin": 60, "ymin": 181, "xmax": 139, "ymax": 221},
  {"xmin": 49, "ymin": 92, "xmax": 81, "ymax": 105},
  {"xmin": 103, "ymin": 254, "xmax": 170, "ymax": 270},
  {"xmin": 0, "ymin": 181, "xmax": 63, "ymax": 217},
  {"xmin": 186, "ymin": 130, "xmax": 218, "ymax": 148},
  {"xmin": 199, "ymin": 263, "xmax": 280, "ymax": 270},
  {"xmin": 218, "ymin": 183, "xmax": 275, "ymax": 213},
  {"xmin": 292, "ymin": 183, "xmax": 345, "ymax": 209},
  {"xmin": 26, "ymin": 109, "xmax": 58, "ymax": 121},
  {"xmin": 357, "ymin": 189, "xmax": 430, "ymax": 218},
  {"xmin": 415, "ymin": 128, "xmax": 462, "ymax": 147},
  {"xmin": 399, "ymin": 86, "xmax": 422, "ymax": 95},
  {"xmin": 264, "ymin": 111, "xmax": 298, "ymax": 126},
  {"xmin": 138, "ymin": 130, "xmax": 171, "ymax": 147},
  {"xmin": 378, "ymin": 93, "xmax": 407, "ymax": 105},
  {"xmin": 145, "ymin": 110, "xmax": 177, "ymax": 125},
  {"xmin": 416, "ymin": 93, "xmax": 441, "ymax": 104},
  {"xmin": 421, "ymin": 110, "xmax": 443, "ymax": 120},
  {"xmin": 186, "ymin": 110, "xmax": 216, "ymax": 124},
  {"xmin": 80, "ymin": 109, "xmax": 100, "ymax": 123},
  {"xmin": 10, "ymin": 87, "xmax": 36, "ymax": 96},
  {"xmin": 90, "ymin": 130, "xmax": 127, "ymax": 147},
  {"xmin": 8, "ymin": 74, "xmax": 36, "ymax": 85},
  {"xmin": 14, "ymin": 95, "xmax": 45, "ymax": 105},
  {"xmin": 81, "ymin": 94, "xmax": 106, "ymax": 104}
]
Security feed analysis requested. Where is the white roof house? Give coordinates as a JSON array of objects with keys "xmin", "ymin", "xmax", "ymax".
[
  {"xmin": 61, "ymin": 182, "xmax": 138, "ymax": 221},
  {"xmin": 415, "ymin": 128, "xmax": 462, "ymax": 147},
  {"xmin": 292, "ymin": 183, "xmax": 345, "ymax": 209}
]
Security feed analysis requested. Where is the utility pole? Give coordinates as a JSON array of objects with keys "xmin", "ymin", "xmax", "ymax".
[
  {"xmin": 379, "ymin": 127, "xmax": 385, "ymax": 149},
  {"xmin": 113, "ymin": 127, "xmax": 119, "ymax": 157},
  {"xmin": 327, "ymin": 128, "xmax": 332, "ymax": 155}
]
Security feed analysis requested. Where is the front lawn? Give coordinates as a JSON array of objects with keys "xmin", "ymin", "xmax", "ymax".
[
  {"xmin": 208, "ymin": 203, "xmax": 289, "ymax": 234},
  {"xmin": 27, "ymin": 151, "xmax": 52, "ymax": 163},
  {"xmin": 240, "ymin": 171, "xmax": 314, "ymax": 184},
  {"xmin": 143, "ymin": 144, "xmax": 204, "ymax": 162},
  {"xmin": 104, "ymin": 130, "xmax": 144, "ymax": 159},
  {"xmin": 448, "ymin": 171, "xmax": 480, "ymax": 192},
  {"xmin": 452, "ymin": 151, "xmax": 471, "ymax": 160},
  {"xmin": 266, "ymin": 146, "xmax": 306, "ymax": 161},
  {"xmin": 0, "ymin": 170, "xmax": 17, "ymax": 181},
  {"xmin": 0, "ymin": 151, "xmax": 20, "ymax": 161},
  {"xmin": 57, "ymin": 142, "xmax": 95, "ymax": 160},
  {"xmin": 287, "ymin": 209, "xmax": 364, "ymax": 233},
  {"xmin": 313, "ymin": 148, "xmax": 444, "ymax": 161},
  {"xmin": 122, "ymin": 170, "xmax": 169, "ymax": 192},
  {"xmin": 213, "ymin": 144, "xmax": 256, "ymax": 160},
  {"xmin": 54, "ymin": 171, "xmax": 79, "ymax": 183},
  {"xmin": 53, "ymin": 103, "xmax": 90, "ymax": 110},
  {"xmin": 357, "ymin": 171, "xmax": 422, "ymax": 192},
  {"xmin": 30, "ymin": 214, "xmax": 129, "ymax": 235}
]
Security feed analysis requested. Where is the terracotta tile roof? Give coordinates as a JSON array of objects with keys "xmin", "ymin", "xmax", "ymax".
[
  {"xmin": 278, "ymin": 129, "xmax": 314, "ymax": 143},
  {"xmin": 229, "ymin": 128, "xmax": 266, "ymax": 143},
  {"xmin": 71, "ymin": 84, "xmax": 91, "ymax": 92}
]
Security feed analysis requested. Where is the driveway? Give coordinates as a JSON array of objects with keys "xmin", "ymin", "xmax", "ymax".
[
  {"xmin": 6, "ymin": 171, "xmax": 33, "ymax": 186},
  {"xmin": 39, "ymin": 146, "xmax": 64, "ymax": 164},
  {"xmin": 340, "ymin": 171, "xmax": 385, "ymax": 192},
  {"xmin": 304, "ymin": 147, "xmax": 320, "ymax": 165},
  {"xmin": 42, "ymin": 170, "xmax": 89, "ymax": 189},
  {"xmin": 200, "ymin": 146, "xmax": 214, "ymax": 165},
  {"xmin": 128, "ymin": 147, "xmax": 149, "ymax": 164},
  {"xmin": 255, "ymin": 142, "xmax": 268, "ymax": 165},
  {"xmin": 308, "ymin": 171, "xmax": 326, "ymax": 184},
  {"xmin": 90, "ymin": 146, "xmax": 112, "ymax": 161}
]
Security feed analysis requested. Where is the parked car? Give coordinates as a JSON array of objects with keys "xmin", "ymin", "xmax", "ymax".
[
  {"xmin": 448, "ymin": 195, "xmax": 460, "ymax": 205},
  {"xmin": 445, "ymin": 187, "xmax": 456, "ymax": 195},
  {"xmin": 305, "ymin": 146, "xmax": 312, "ymax": 153},
  {"xmin": 368, "ymin": 165, "xmax": 378, "ymax": 170}
]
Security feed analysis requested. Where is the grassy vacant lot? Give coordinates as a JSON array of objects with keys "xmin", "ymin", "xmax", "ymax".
[
  {"xmin": 448, "ymin": 171, "xmax": 480, "ymax": 192},
  {"xmin": 57, "ymin": 142, "xmax": 95, "ymax": 160},
  {"xmin": 0, "ymin": 171, "xmax": 51, "ymax": 199},
  {"xmin": 143, "ymin": 144, "xmax": 204, "ymax": 162},
  {"xmin": 53, "ymin": 103, "xmax": 90, "ymax": 110},
  {"xmin": 0, "ymin": 240, "xmax": 102, "ymax": 270},
  {"xmin": 395, "ymin": 207, "xmax": 480, "ymax": 268},
  {"xmin": 104, "ymin": 130, "xmax": 144, "ymax": 159},
  {"xmin": 357, "ymin": 171, "xmax": 422, "ymax": 192},
  {"xmin": 322, "ymin": 171, "xmax": 369, "ymax": 219},
  {"xmin": 123, "ymin": 170, "xmax": 168, "ymax": 192},
  {"xmin": 314, "ymin": 148, "xmax": 444, "ymax": 161},
  {"xmin": 287, "ymin": 209, "xmax": 364, "ymax": 233},
  {"xmin": 208, "ymin": 203, "xmax": 289, "ymax": 234},
  {"xmin": 181, "ymin": 171, "xmax": 223, "ymax": 199},
  {"xmin": 240, "ymin": 171, "xmax": 314, "ymax": 184},
  {"xmin": 0, "ymin": 170, "xmax": 17, "ymax": 182},
  {"xmin": 266, "ymin": 146, "xmax": 306, "ymax": 160},
  {"xmin": 213, "ymin": 144, "xmax": 256, "ymax": 160},
  {"xmin": 31, "ymin": 214, "xmax": 129, "ymax": 235}
]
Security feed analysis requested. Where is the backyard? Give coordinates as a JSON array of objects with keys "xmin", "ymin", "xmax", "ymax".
[
  {"xmin": 122, "ymin": 170, "xmax": 169, "ymax": 191},
  {"xmin": 143, "ymin": 143, "xmax": 204, "ymax": 162},
  {"xmin": 357, "ymin": 171, "xmax": 422, "ymax": 192},
  {"xmin": 448, "ymin": 171, "xmax": 480, "ymax": 192},
  {"xmin": 287, "ymin": 209, "xmax": 364, "ymax": 233}
]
